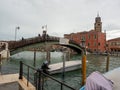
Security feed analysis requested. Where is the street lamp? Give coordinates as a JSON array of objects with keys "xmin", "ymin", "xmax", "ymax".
[
  {"xmin": 81, "ymin": 39, "xmax": 86, "ymax": 55},
  {"xmin": 15, "ymin": 26, "xmax": 20, "ymax": 41}
]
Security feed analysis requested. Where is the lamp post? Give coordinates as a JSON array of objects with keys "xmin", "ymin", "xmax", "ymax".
[
  {"xmin": 81, "ymin": 39, "xmax": 86, "ymax": 54},
  {"xmin": 15, "ymin": 26, "xmax": 20, "ymax": 41}
]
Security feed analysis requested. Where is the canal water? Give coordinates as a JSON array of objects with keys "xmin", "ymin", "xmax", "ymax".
[{"xmin": 0, "ymin": 51, "xmax": 120, "ymax": 90}]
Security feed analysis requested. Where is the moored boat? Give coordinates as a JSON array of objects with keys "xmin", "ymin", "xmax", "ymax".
[
  {"xmin": 80, "ymin": 67, "xmax": 120, "ymax": 90},
  {"xmin": 48, "ymin": 60, "xmax": 82, "ymax": 74}
]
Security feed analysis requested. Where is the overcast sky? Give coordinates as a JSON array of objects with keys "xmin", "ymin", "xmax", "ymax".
[{"xmin": 0, "ymin": 0, "xmax": 120, "ymax": 41}]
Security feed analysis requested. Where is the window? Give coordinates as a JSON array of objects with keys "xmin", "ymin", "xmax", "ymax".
[
  {"xmin": 88, "ymin": 43, "xmax": 90, "ymax": 47},
  {"xmin": 94, "ymin": 42, "xmax": 96, "ymax": 46},
  {"xmin": 111, "ymin": 42, "xmax": 116, "ymax": 46},
  {"xmin": 82, "ymin": 36, "xmax": 86, "ymax": 41},
  {"xmin": 98, "ymin": 24, "xmax": 100, "ymax": 26},
  {"xmin": 94, "ymin": 35, "xmax": 97, "ymax": 39},
  {"xmin": 98, "ymin": 42, "xmax": 100, "ymax": 46},
  {"xmin": 88, "ymin": 35, "xmax": 90, "ymax": 39}
]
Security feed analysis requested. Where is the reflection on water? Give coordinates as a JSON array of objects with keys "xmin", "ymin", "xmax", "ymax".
[{"xmin": 0, "ymin": 51, "xmax": 120, "ymax": 89}]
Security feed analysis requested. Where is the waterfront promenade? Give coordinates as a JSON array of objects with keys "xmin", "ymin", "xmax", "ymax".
[
  {"xmin": 0, "ymin": 74, "xmax": 19, "ymax": 90},
  {"xmin": 0, "ymin": 73, "xmax": 18, "ymax": 84}
]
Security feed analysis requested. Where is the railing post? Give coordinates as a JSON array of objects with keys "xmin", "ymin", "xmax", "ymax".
[
  {"xmin": 41, "ymin": 75, "xmax": 44, "ymax": 90},
  {"xmin": 34, "ymin": 72, "xmax": 37, "ymax": 89},
  {"xmin": 61, "ymin": 83, "xmax": 63, "ymax": 90},
  {"xmin": 37, "ymin": 69, "xmax": 42, "ymax": 90},
  {"xmin": 19, "ymin": 61, "xmax": 23, "ymax": 79},
  {"xmin": 27, "ymin": 66, "xmax": 30, "ymax": 86}
]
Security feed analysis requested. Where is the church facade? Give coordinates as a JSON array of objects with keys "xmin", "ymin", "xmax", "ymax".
[{"xmin": 64, "ymin": 15, "xmax": 106, "ymax": 53}]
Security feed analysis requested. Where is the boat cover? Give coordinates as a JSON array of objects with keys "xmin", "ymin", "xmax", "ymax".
[{"xmin": 85, "ymin": 71, "xmax": 113, "ymax": 90}]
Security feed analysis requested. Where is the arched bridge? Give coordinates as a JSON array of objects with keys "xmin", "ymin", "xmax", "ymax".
[{"xmin": 8, "ymin": 35, "xmax": 85, "ymax": 55}]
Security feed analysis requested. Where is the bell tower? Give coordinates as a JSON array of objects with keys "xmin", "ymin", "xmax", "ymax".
[{"xmin": 94, "ymin": 13, "xmax": 102, "ymax": 32}]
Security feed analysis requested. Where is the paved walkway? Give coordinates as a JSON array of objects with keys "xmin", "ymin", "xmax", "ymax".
[
  {"xmin": 0, "ymin": 73, "xmax": 19, "ymax": 84},
  {"xmin": 0, "ymin": 73, "xmax": 19, "ymax": 90},
  {"xmin": 0, "ymin": 82, "xmax": 19, "ymax": 90}
]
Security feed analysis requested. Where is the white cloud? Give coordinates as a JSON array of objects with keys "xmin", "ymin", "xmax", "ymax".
[
  {"xmin": 0, "ymin": 0, "xmax": 120, "ymax": 40},
  {"xmin": 107, "ymin": 30, "xmax": 120, "ymax": 40}
]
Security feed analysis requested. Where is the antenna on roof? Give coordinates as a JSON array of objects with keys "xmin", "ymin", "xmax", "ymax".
[{"xmin": 97, "ymin": 12, "xmax": 99, "ymax": 17}]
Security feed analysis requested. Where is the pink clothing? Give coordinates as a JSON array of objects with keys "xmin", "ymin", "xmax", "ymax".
[{"xmin": 85, "ymin": 71, "xmax": 113, "ymax": 90}]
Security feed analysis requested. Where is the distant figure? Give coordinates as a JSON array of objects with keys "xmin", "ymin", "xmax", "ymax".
[
  {"xmin": 38, "ymin": 34, "xmax": 41, "ymax": 37},
  {"xmin": 41, "ymin": 60, "xmax": 50, "ymax": 74},
  {"xmin": 22, "ymin": 37, "xmax": 24, "ymax": 40}
]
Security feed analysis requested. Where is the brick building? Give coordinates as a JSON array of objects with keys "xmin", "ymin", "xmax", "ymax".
[
  {"xmin": 107, "ymin": 37, "xmax": 120, "ymax": 52},
  {"xmin": 64, "ymin": 15, "xmax": 106, "ymax": 53}
]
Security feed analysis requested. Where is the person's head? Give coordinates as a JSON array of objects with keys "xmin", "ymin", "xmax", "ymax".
[{"xmin": 44, "ymin": 60, "xmax": 48, "ymax": 64}]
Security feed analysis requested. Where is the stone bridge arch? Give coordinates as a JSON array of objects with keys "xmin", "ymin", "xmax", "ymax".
[{"xmin": 8, "ymin": 36, "xmax": 85, "ymax": 55}]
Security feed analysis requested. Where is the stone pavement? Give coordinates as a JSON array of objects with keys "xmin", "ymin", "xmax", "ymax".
[
  {"xmin": 0, "ymin": 73, "xmax": 19, "ymax": 84},
  {"xmin": 0, "ymin": 73, "xmax": 19, "ymax": 90},
  {"xmin": 0, "ymin": 82, "xmax": 19, "ymax": 90}
]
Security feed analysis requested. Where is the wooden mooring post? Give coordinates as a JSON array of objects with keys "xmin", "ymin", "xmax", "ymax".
[
  {"xmin": 0, "ymin": 54, "xmax": 1, "ymax": 65},
  {"xmin": 106, "ymin": 54, "xmax": 110, "ymax": 72},
  {"xmin": 0, "ymin": 54, "xmax": 1, "ymax": 74},
  {"xmin": 34, "ymin": 50, "xmax": 36, "ymax": 67},
  {"xmin": 7, "ymin": 50, "xmax": 9, "ymax": 60},
  {"xmin": 66, "ymin": 51, "xmax": 70, "ymax": 61},
  {"xmin": 62, "ymin": 52, "xmax": 66, "ymax": 81},
  {"xmin": 46, "ymin": 51, "xmax": 50, "ymax": 64},
  {"xmin": 82, "ymin": 54, "xmax": 86, "ymax": 86}
]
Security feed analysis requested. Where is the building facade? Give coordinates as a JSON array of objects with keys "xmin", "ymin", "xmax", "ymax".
[
  {"xmin": 107, "ymin": 37, "xmax": 120, "ymax": 53},
  {"xmin": 64, "ymin": 15, "xmax": 106, "ymax": 53}
]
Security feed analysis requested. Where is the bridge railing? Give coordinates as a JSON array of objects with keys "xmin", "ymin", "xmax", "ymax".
[
  {"xmin": 8, "ymin": 36, "xmax": 60, "ymax": 50},
  {"xmin": 19, "ymin": 61, "xmax": 76, "ymax": 90}
]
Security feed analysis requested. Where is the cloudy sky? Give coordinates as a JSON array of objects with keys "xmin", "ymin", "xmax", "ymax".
[{"xmin": 0, "ymin": 0, "xmax": 120, "ymax": 40}]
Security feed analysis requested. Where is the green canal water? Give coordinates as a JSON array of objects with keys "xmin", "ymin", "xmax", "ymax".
[{"xmin": 0, "ymin": 51, "xmax": 120, "ymax": 90}]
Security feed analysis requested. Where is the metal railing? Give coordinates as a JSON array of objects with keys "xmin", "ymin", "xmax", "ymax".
[{"xmin": 19, "ymin": 61, "xmax": 76, "ymax": 90}]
